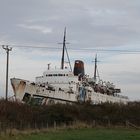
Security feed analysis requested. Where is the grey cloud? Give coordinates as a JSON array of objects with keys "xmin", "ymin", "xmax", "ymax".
[
  {"xmin": 109, "ymin": 71, "xmax": 140, "ymax": 84},
  {"xmin": 0, "ymin": 0, "xmax": 140, "ymax": 47},
  {"xmin": 0, "ymin": 0, "xmax": 140, "ymax": 100}
]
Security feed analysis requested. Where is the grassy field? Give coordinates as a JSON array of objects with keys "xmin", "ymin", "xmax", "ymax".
[{"xmin": 1, "ymin": 128, "xmax": 140, "ymax": 140}]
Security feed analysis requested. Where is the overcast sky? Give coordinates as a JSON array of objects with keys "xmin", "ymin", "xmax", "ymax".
[{"xmin": 0, "ymin": 0, "xmax": 140, "ymax": 100}]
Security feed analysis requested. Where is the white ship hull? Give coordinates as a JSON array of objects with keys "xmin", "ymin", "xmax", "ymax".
[{"xmin": 11, "ymin": 78, "xmax": 129, "ymax": 105}]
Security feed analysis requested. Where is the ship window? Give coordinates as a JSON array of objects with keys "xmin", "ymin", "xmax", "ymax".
[
  {"xmin": 58, "ymin": 74, "xmax": 63, "ymax": 76},
  {"xmin": 31, "ymin": 97, "xmax": 44, "ymax": 105},
  {"xmin": 22, "ymin": 93, "xmax": 31, "ymax": 103}
]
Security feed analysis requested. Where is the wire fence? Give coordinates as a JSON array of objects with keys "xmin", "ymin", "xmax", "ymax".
[{"xmin": 0, "ymin": 119, "xmax": 139, "ymax": 136}]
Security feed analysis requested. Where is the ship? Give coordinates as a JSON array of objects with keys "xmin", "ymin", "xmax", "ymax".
[{"xmin": 10, "ymin": 28, "xmax": 129, "ymax": 105}]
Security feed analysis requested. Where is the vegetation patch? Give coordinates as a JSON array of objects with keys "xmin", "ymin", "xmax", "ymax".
[
  {"xmin": 1, "ymin": 128, "xmax": 140, "ymax": 140},
  {"xmin": 0, "ymin": 99, "xmax": 140, "ymax": 133}
]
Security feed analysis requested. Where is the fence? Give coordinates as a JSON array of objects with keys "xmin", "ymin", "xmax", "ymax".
[{"xmin": 0, "ymin": 119, "xmax": 139, "ymax": 136}]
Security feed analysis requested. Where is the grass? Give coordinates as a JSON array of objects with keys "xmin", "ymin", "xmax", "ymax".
[{"xmin": 1, "ymin": 128, "xmax": 140, "ymax": 140}]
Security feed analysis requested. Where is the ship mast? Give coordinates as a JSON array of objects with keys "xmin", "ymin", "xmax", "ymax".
[
  {"xmin": 61, "ymin": 27, "xmax": 66, "ymax": 69},
  {"xmin": 60, "ymin": 27, "xmax": 72, "ymax": 71}
]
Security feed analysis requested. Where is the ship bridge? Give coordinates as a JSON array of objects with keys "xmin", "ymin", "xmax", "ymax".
[{"xmin": 35, "ymin": 69, "xmax": 79, "ymax": 92}]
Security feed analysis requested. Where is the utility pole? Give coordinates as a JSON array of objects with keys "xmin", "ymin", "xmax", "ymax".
[
  {"xmin": 2, "ymin": 45, "xmax": 12, "ymax": 101},
  {"xmin": 94, "ymin": 54, "xmax": 97, "ymax": 81}
]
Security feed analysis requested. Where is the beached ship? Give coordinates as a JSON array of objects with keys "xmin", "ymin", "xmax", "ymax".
[{"xmin": 10, "ymin": 29, "xmax": 128, "ymax": 105}]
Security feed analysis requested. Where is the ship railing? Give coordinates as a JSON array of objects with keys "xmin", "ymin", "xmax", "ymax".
[{"xmin": 113, "ymin": 93, "xmax": 128, "ymax": 99}]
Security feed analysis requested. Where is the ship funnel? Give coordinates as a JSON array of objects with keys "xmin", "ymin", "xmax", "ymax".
[{"xmin": 73, "ymin": 60, "xmax": 85, "ymax": 80}]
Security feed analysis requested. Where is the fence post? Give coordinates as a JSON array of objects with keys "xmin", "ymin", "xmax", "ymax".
[
  {"xmin": 27, "ymin": 122, "xmax": 30, "ymax": 130},
  {"xmin": 4, "ymin": 122, "xmax": 7, "ymax": 135},
  {"xmin": 63, "ymin": 122, "xmax": 66, "ymax": 129},
  {"xmin": 20, "ymin": 121, "xmax": 23, "ymax": 130},
  {"xmin": 92, "ymin": 120, "xmax": 96, "ymax": 128},
  {"xmin": 0, "ymin": 122, "xmax": 1, "ymax": 136},
  {"xmin": 9, "ymin": 122, "xmax": 12, "ymax": 136},
  {"xmin": 54, "ymin": 121, "xmax": 56, "ymax": 129},
  {"xmin": 34, "ymin": 121, "xmax": 37, "ymax": 129},
  {"xmin": 108, "ymin": 119, "xmax": 111, "ymax": 128},
  {"xmin": 125, "ymin": 120, "xmax": 129, "ymax": 128},
  {"xmin": 41, "ymin": 122, "xmax": 44, "ymax": 129},
  {"xmin": 47, "ymin": 122, "xmax": 48, "ymax": 129}
]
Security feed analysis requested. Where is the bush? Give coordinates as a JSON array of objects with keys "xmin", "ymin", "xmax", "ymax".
[{"xmin": 0, "ymin": 99, "xmax": 140, "ymax": 127}]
